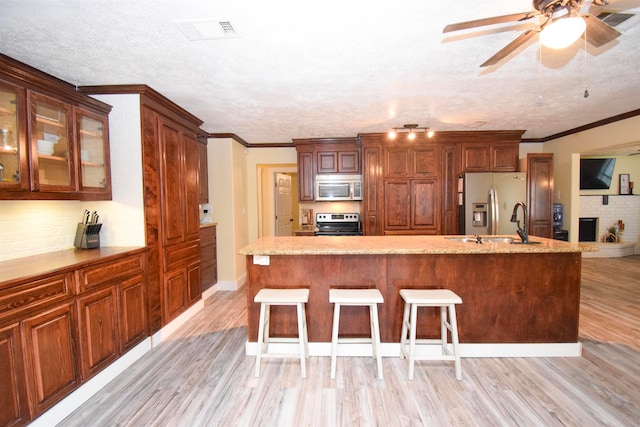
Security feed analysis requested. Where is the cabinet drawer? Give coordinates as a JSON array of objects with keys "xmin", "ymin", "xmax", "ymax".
[
  {"xmin": 0, "ymin": 272, "xmax": 74, "ymax": 322},
  {"xmin": 164, "ymin": 240, "xmax": 200, "ymax": 271},
  {"xmin": 77, "ymin": 253, "xmax": 145, "ymax": 293}
]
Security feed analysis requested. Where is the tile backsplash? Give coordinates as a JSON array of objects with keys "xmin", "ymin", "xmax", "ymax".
[{"xmin": 579, "ymin": 195, "xmax": 639, "ymax": 243}]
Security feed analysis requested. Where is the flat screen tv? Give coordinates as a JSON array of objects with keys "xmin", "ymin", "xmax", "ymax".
[{"xmin": 580, "ymin": 158, "xmax": 616, "ymax": 190}]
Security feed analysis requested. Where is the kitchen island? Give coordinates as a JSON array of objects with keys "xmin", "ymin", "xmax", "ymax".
[{"xmin": 239, "ymin": 235, "xmax": 595, "ymax": 357}]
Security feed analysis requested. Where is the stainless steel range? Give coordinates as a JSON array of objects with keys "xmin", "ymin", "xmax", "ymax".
[{"xmin": 315, "ymin": 213, "xmax": 362, "ymax": 236}]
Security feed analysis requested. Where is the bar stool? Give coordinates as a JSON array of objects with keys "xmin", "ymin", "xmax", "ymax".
[
  {"xmin": 254, "ymin": 288, "xmax": 310, "ymax": 378},
  {"xmin": 329, "ymin": 288, "xmax": 384, "ymax": 380},
  {"xmin": 399, "ymin": 289, "xmax": 462, "ymax": 381}
]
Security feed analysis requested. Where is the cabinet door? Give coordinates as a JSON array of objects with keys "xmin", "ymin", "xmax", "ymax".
[
  {"xmin": 441, "ymin": 144, "xmax": 459, "ymax": 234},
  {"xmin": 22, "ymin": 302, "xmax": 79, "ymax": 417},
  {"xmin": 412, "ymin": 179, "xmax": 439, "ymax": 233},
  {"xmin": 183, "ymin": 130, "xmax": 201, "ymax": 242},
  {"xmin": 384, "ymin": 180, "xmax": 410, "ymax": 230},
  {"xmin": 159, "ymin": 118, "xmax": 184, "ymax": 245},
  {"xmin": 119, "ymin": 274, "xmax": 148, "ymax": 352},
  {"xmin": 384, "ymin": 147, "xmax": 410, "ymax": 177},
  {"xmin": 77, "ymin": 287, "xmax": 119, "ymax": 380},
  {"xmin": 362, "ymin": 143, "xmax": 381, "ymax": 236},
  {"xmin": 0, "ymin": 323, "xmax": 29, "ymax": 427},
  {"xmin": 186, "ymin": 259, "xmax": 202, "ymax": 305},
  {"xmin": 77, "ymin": 107, "xmax": 111, "ymax": 197},
  {"xmin": 413, "ymin": 147, "xmax": 439, "ymax": 177},
  {"xmin": 491, "ymin": 144, "xmax": 519, "ymax": 172},
  {"xmin": 197, "ymin": 141, "xmax": 208, "ymax": 204},
  {"xmin": 164, "ymin": 269, "xmax": 187, "ymax": 322},
  {"xmin": 461, "ymin": 144, "xmax": 490, "ymax": 172},
  {"xmin": 28, "ymin": 91, "xmax": 75, "ymax": 192},
  {"xmin": 338, "ymin": 150, "xmax": 360, "ymax": 173},
  {"xmin": 297, "ymin": 149, "xmax": 314, "ymax": 201},
  {"xmin": 527, "ymin": 153, "xmax": 554, "ymax": 238},
  {"xmin": 0, "ymin": 79, "xmax": 28, "ymax": 192},
  {"xmin": 316, "ymin": 150, "xmax": 338, "ymax": 173}
]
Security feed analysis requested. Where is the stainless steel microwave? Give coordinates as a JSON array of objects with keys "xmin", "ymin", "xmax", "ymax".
[{"xmin": 315, "ymin": 175, "xmax": 363, "ymax": 201}]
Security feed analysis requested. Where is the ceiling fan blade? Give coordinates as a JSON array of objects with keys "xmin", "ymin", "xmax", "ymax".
[
  {"xmin": 582, "ymin": 13, "xmax": 621, "ymax": 47},
  {"xmin": 480, "ymin": 29, "xmax": 539, "ymax": 67},
  {"xmin": 443, "ymin": 12, "xmax": 538, "ymax": 33}
]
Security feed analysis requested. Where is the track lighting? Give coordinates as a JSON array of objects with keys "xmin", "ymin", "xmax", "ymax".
[{"xmin": 388, "ymin": 124, "xmax": 434, "ymax": 139}]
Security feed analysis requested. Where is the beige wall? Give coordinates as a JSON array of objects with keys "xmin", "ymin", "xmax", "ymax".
[{"xmin": 543, "ymin": 116, "xmax": 640, "ymax": 241}]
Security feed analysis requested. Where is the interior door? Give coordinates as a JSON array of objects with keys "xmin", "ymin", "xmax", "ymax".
[{"xmin": 275, "ymin": 173, "xmax": 293, "ymax": 236}]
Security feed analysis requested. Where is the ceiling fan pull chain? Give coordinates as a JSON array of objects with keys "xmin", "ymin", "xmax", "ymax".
[{"xmin": 583, "ymin": 29, "xmax": 589, "ymax": 98}]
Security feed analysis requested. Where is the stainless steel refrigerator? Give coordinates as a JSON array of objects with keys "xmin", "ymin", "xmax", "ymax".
[{"xmin": 459, "ymin": 172, "xmax": 527, "ymax": 235}]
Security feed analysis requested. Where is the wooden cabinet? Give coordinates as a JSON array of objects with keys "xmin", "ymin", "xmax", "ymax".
[
  {"xmin": 0, "ymin": 78, "xmax": 28, "ymax": 192},
  {"xmin": 441, "ymin": 144, "xmax": 459, "ymax": 235},
  {"xmin": 527, "ymin": 153, "xmax": 554, "ymax": 239},
  {"xmin": 77, "ymin": 287, "xmax": 119, "ymax": 380},
  {"xmin": 361, "ymin": 139, "xmax": 382, "ymax": 236},
  {"xmin": 461, "ymin": 142, "xmax": 519, "ymax": 172},
  {"xmin": 294, "ymin": 138, "xmax": 361, "ymax": 201},
  {"xmin": 0, "ymin": 54, "xmax": 112, "ymax": 200},
  {"xmin": 197, "ymin": 139, "xmax": 208, "ymax": 204},
  {"xmin": 22, "ymin": 302, "xmax": 79, "ymax": 418},
  {"xmin": 382, "ymin": 142, "xmax": 440, "ymax": 235},
  {"xmin": 200, "ymin": 225, "xmax": 218, "ymax": 292},
  {"xmin": 0, "ymin": 323, "xmax": 28, "ymax": 427},
  {"xmin": 0, "ymin": 248, "xmax": 148, "ymax": 425},
  {"xmin": 316, "ymin": 147, "xmax": 360, "ymax": 174}
]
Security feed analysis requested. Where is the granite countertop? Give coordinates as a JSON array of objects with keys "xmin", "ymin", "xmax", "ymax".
[
  {"xmin": 0, "ymin": 246, "xmax": 146, "ymax": 285},
  {"xmin": 238, "ymin": 235, "xmax": 597, "ymax": 256}
]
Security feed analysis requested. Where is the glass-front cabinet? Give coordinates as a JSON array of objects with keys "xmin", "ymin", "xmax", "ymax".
[
  {"xmin": 77, "ymin": 108, "xmax": 110, "ymax": 194},
  {"xmin": 30, "ymin": 92, "xmax": 74, "ymax": 192},
  {"xmin": 0, "ymin": 80, "xmax": 27, "ymax": 190}
]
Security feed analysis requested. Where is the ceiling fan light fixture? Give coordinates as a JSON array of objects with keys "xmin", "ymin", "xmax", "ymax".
[{"xmin": 540, "ymin": 14, "xmax": 586, "ymax": 49}]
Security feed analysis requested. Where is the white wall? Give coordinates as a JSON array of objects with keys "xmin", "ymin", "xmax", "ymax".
[{"xmin": 0, "ymin": 94, "xmax": 145, "ymax": 262}]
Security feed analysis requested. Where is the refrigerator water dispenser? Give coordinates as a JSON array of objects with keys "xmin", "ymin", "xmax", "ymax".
[{"xmin": 472, "ymin": 203, "xmax": 487, "ymax": 227}]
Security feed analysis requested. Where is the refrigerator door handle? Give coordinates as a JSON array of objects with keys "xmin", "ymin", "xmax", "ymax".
[{"xmin": 489, "ymin": 188, "xmax": 498, "ymax": 235}]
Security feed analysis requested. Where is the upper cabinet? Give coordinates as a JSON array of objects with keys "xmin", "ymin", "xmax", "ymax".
[
  {"xmin": 0, "ymin": 80, "xmax": 28, "ymax": 191},
  {"xmin": 460, "ymin": 140, "xmax": 520, "ymax": 173},
  {"xmin": 0, "ymin": 53, "xmax": 112, "ymax": 200},
  {"xmin": 293, "ymin": 137, "xmax": 361, "ymax": 201}
]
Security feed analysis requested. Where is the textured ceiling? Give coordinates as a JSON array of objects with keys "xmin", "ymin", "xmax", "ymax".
[{"xmin": 1, "ymin": 0, "xmax": 639, "ymax": 150}]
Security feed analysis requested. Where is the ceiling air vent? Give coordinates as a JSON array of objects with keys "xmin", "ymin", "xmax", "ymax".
[
  {"xmin": 175, "ymin": 19, "xmax": 239, "ymax": 41},
  {"xmin": 596, "ymin": 12, "xmax": 634, "ymax": 27}
]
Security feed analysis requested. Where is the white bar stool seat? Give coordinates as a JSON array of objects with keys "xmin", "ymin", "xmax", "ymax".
[
  {"xmin": 329, "ymin": 288, "xmax": 384, "ymax": 380},
  {"xmin": 399, "ymin": 289, "xmax": 462, "ymax": 380},
  {"xmin": 254, "ymin": 288, "xmax": 310, "ymax": 378}
]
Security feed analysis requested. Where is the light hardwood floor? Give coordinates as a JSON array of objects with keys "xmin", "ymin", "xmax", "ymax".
[{"xmin": 57, "ymin": 256, "xmax": 640, "ymax": 426}]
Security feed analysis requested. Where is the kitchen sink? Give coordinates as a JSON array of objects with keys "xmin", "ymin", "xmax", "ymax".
[{"xmin": 445, "ymin": 236, "xmax": 515, "ymax": 244}]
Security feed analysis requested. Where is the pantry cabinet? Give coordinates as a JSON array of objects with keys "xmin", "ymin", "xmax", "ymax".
[{"xmin": 0, "ymin": 54, "xmax": 112, "ymax": 200}]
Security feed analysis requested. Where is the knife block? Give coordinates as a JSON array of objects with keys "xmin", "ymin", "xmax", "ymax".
[{"xmin": 74, "ymin": 222, "xmax": 102, "ymax": 249}]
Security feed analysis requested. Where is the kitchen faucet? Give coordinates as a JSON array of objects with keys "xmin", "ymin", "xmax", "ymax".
[{"xmin": 510, "ymin": 202, "xmax": 528, "ymax": 243}]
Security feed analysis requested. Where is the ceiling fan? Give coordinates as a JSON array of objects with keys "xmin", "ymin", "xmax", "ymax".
[{"xmin": 443, "ymin": 0, "xmax": 623, "ymax": 67}]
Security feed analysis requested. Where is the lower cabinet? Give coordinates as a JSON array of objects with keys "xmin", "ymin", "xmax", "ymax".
[
  {"xmin": 0, "ymin": 248, "xmax": 148, "ymax": 426},
  {"xmin": 0, "ymin": 323, "xmax": 28, "ymax": 427},
  {"xmin": 384, "ymin": 179, "xmax": 439, "ymax": 234},
  {"xmin": 77, "ymin": 287, "xmax": 119, "ymax": 380},
  {"xmin": 163, "ymin": 242, "xmax": 201, "ymax": 323},
  {"xmin": 200, "ymin": 225, "xmax": 217, "ymax": 292},
  {"xmin": 22, "ymin": 302, "xmax": 79, "ymax": 418}
]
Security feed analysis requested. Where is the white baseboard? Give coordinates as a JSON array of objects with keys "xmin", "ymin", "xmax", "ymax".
[
  {"xmin": 214, "ymin": 272, "xmax": 245, "ymax": 291},
  {"xmin": 245, "ymin": 341, "xmax": 582, "ymax": 358},
  {"xmin": 30, "ymin": 338, "xmax": 152, "ymax": 427}
]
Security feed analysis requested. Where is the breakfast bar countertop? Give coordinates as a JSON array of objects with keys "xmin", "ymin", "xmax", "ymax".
[{"xmin": 238, "ymin": 235, "xmax": 597, "ymax": 256}]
